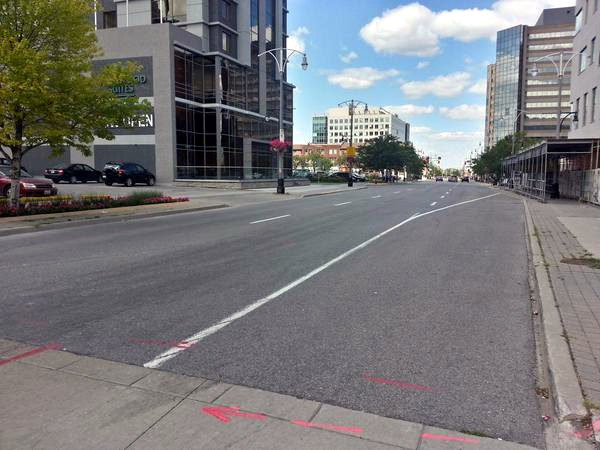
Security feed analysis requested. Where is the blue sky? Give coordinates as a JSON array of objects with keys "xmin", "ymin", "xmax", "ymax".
[{"xmin": 286, "ymin": 0, "xmax": 573, "ymax": 168}]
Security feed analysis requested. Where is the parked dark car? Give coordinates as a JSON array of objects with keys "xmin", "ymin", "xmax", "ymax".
[
  {"xmin": 44, "ymin": 164, "xmax": 103, "ymax": 184},
  {"xmin": 0, "ymin": 166, "xmax": 57, "ymax": 197},
  {"xmin": 102, "ymin": 162, "xmax": 156, "ymax": 186},
  {"xmin": 329, "ymin": 172, "xmax": 366, "ymax": 182},
  {"xmin": 292, "ymin": 169, "xmax": 311, "ymax": 178},
  {"xmin": 448, "ymin": 175, "xmax": 458, "ymax": 182},
  {"xmin": 461, "ymin": 176, "xmax": 469, "ymax": 182},
  {"xmin": 435, "ymin": 176, "xmax": 443, "ymax": 182}
]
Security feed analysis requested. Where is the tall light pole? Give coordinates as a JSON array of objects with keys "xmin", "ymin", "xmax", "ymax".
[
  {"xmin": 258, "ymin": 48, "xmax": 308, "ymax": 194},
  {"xmin": 338, "ymin": 100, "xmax": 368, "ymax": 187},
  {"xmin": 530, "ymin": 51, "xmax": 577, "ymax": 139}
]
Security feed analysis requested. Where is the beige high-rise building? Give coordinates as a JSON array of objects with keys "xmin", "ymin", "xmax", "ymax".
[
  {"xmin": 569, "ymin": 0, "xmax": 600, "ymax": 139},
  {"xmin": 484, "ymin": 64, "xmax": 496, "ymax": 150},
  {"xmin": 521, "ymin": 8, "xmax": 575, "ymax": 140}
]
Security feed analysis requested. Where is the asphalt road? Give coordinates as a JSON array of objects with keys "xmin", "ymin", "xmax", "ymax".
[{"xmin": 0, "ymin": 182, "xmax": 542, "ymax": 446}]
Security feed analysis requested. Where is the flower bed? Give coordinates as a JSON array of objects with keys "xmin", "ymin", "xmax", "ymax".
[{"xmin": 0, "ymin": 192, "xmax": 189, "ymax": 217}]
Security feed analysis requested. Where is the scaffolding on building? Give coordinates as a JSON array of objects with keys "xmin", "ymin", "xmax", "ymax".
[{"xmin": 501, "ymin": 139, "xmax": 599, "ymax": 203}]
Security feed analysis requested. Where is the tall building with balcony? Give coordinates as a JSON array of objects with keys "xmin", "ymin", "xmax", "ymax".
[
  {"xmin": 323, "ymin": 107, "xmax": 410, "ymax": 146},
  {"xmin": 484, "ymin": 63, "xmax": 496, "ymax": 150},
  {"xmin": 488, "ymin": 7, "xmax": 575, "ymax": 147},
  {"xmin": 23, "ymin": 0, "xmax": 295, "ymax": 185},
  {"xmin": 569, "ymin": 0, "xmax": 600, "ymax": 139}
]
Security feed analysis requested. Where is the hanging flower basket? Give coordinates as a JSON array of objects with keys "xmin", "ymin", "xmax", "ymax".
[{"xmin": 270, "ymin": 139, "xmax": 291, "ymax": 152}]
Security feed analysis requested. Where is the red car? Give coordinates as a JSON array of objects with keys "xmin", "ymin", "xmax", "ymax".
[{"xmin": 0, "ymin": 166, "xmax": 58, "ymax": 197}]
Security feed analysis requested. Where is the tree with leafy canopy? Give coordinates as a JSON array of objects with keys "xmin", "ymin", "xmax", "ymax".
[
  {"xmin": 0, "ymin": 0, "xmax": 151, "ymax": 207},
  {"xmin": 358, "ymin": 135, "xmax": 424, "ymax": 178},
  {"xmin": 293, "ymin": 154, "xmax": 308, "ymax": 169},
  {"xmin": 472, "ymin": 132, "xmax": 539, "ymax": 180}
]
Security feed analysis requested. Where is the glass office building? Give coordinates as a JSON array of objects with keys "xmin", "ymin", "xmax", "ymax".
[
  {"xmin": 312, "ymin": 116, "xmax": 328, "ymax": 144},
  {"xmin": 22, "ymin": 0, "xmax": 295, "ymax": 186},
  {"xmin": 493, "ymin": 25, "xmax": 525, "ymax": 145}
]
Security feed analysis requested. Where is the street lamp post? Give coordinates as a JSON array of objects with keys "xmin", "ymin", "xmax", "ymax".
[
  {"xmin": 530, "ymin": 51, "xmax": 578, "ymax": 139},
  {"xmin": 338, "ymin": 100, "xmax": 368, "ymax": 187},
  {"xmin": 258, "ymin": 47, "xmax": 308, "ymax": 194}
]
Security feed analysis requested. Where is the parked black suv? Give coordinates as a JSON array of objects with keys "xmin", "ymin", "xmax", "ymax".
[
  {"xmin": 44, "ymin": 164, "xmax": 103, "ymax": 184},
  {"xmin": 102, "ymin": 162, "xmax": 156, "ymax": 186}
]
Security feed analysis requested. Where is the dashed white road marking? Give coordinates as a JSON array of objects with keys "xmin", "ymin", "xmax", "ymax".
[
  {"xmin": 334, "ymin": 201, "xmax": 352, "ymax": 206},
  {"xmin": 440, "ymin": 196, "xmax": 445, "ymax": 199},
  {"xmin": 144, "ymin": 193, "xmax": 500, "ymax": 369},
  {"xmin": 393, "ymin": 191, "xmax": 401, "ymax": 194},
  {"xmin": 430, "ymin": 202, "xmax": 437, "ymax": 206},
  {"xmin": 371, "ymin": 195, "xmax": 382, "ymax": 199},
  {"xmin": 250, "ymin": 214, "xmax": 290, "ymax": 224}
]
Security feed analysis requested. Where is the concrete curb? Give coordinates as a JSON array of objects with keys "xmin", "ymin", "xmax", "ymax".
[
  {"xmin": 522, "ymin": 199, "xmax": 588, "ymax": 422},
  {"xmin": 0, "ymin": 204, "xmax": 230, "ymax": 236}
]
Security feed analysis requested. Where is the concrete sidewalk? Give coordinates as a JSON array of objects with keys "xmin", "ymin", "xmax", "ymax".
[
  {"xmin": 0, "ymin": 339, "xmax": 536, "ymax": 450},
  {"xmin": 527, "ymin": 199, "xmax": 600, "ymax": 411}
]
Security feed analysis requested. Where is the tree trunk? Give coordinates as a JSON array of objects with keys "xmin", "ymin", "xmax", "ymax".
[
  {"xmin": 9, "ymin": 146, "xmax": 22, "ymax": 209},
  {"xmin": 9, "ymin": 119, "xmax": 24, "ymax": 210}
]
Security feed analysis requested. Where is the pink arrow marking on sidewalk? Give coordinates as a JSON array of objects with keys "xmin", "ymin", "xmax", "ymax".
[
  {"xmin": 363, "ymin": 374, "xmax": 434, "ymax": 391},
  {"xmin": 201, "ymin": 406, "xmax": 268, "ymax": 423},
  {"xmin": 421, "ymin": 433, "xmax": 480, "ymax": 443},
  {"xmin": 290, "ymin": 420, "xmax": 364, "ymax": 434},
  {"xmin": 0, "ymin": 343, "xmax": 62, "ymax": 366}
]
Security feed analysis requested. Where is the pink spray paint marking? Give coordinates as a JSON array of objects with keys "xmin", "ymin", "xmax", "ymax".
[
  {"xmin": 421, "ymin": 433, "xmax": 480, "ymax": 444},
  {"xmin": 201, "ymin": 406, "xmax": 268, "ymax": 423},
  {"xmin": 363, "ymin": 374, "xmax": 434, "ymax": 392},
  {"xmin": 0, "ymin": 343, "xmax": 61, "ymax": 366},
  {"xmin": 290, "ymin": 420, "xmax": 364, "ymax": 434},
  {"xmin": 571, "ymin": 419, "xmax": 600, "ymax": 440}
]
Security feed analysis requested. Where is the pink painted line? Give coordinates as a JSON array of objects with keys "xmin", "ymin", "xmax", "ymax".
[
  {"xmin": 290, "ymin": 420, "xmax": 364, "ymax": 434},
  {"xmin": 363, "ymin": 374, "xmax": 433, "ymax": 391},
  {"xmin": 421, "ymin": 433, "xmax": 480, "ymax": 443},
  {"xmin": 0, "ymin": 343, "xmax": 61, "ymax": 366},
  {"xmin": 201, "ymin": 406, "xmax": 268, "ymax": 423}
]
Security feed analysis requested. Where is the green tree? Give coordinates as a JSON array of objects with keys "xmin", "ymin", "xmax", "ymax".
[
  {"xmin": 334, "ymin": 154, "xmax": 348, "ymax": 169},
  {"xmin": 320, "ymin": 157, "xmax": 333, "ymax": 173},
  {"xmin": 0, "ymin": 0, "xmax": 150, "ymax": 207},
  {"xmin": 358, "ymin": 135, "xmax": 424, "ymax": 178},
  {"xmin": 472, "ymin": 132, "xmax": 539, "ymax": 180},
  {"xmin": 293, "ymin": 154, "xmax": 308, "ymax": 169}
]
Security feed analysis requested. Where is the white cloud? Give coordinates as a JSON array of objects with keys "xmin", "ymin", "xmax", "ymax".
[
  {"xmin": 360, "ymin": 0, "xmax": 574, "ymax": 56},
  {"xmin": 328, "ymin": 67, "xmax": 400, "ymax": 90},
  {"xmin": 383, "ymin": 104, "xmax": 435, "ymax": 117},
  {"xmin": 429, "ymin": 131, "xmax": 484, "ymax": 141},
  {"xmin": 340, "ymin": 51, "xmax": 358, "ymax": 64},
  {"xmin": 416, "ymin": 61, "xmax": 430, "ymax": 70},
  {"xmin": 439, "ymin": 104, "xmax": 486, "ymax": 120},
  {"xmin": 468, "ymin": 79, "xmax": 487, "ymax": 95},
  {"xmin": 411, "ymin": 126, "xmax": 433, "ymax": 134},
  {"xmin": 287, "ymin": 26, "xmax": 308, "ymax": 56},
  {"xmin": 401, "ymin": 72, "xmax": 472, "ymax": 99}
]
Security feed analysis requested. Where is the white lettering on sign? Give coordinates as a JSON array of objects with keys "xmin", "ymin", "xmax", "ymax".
[{"xmin": 108, "ymin": 113, "xmax": 154, "ymax": 129}]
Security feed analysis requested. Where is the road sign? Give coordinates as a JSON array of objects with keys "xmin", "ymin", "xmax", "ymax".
[{"xmin": 346, "ymin": 147, "xmax": 356, "ymax": 157}]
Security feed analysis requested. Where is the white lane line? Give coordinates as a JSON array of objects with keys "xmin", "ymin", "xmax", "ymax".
[
  {"xmin": 371, "ymin": 195, "xmax": 382, "ymax": 199},
  {"xmin": 440, "ymin": 196, "xmax": 445, "ymax": 199},
  {"xmin": 430, "ymin": 201, "xmax": 437, "ymax": 206},
  {"xmin": 393, "ymin": 191, "xmax": 401, "ymax": 194},
  {"xmin": 250, "ymin": 214, "xmax": 290, "ymax": 224},
  {"xmin": 445, "ymin": 192, "xmax": 449, "ymax": 195},
  {"xmin": 144, "ymin": 193, "xmax": 499, "ymax": 369},
  {"xmin": 334, "ymin": 201, "xmax": 352, "ymax": 206}
]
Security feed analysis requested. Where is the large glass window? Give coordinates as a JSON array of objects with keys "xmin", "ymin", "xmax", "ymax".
[
  {"xmin": 580, "ymin": 46, "xmax": 588, "ymax": 72},
  {"xmin": 575, "ymin": 9, "xmax": 583, "ymax": 33},
  {"xmin": 592, "ymin": 87, "xmax": 596, "ymax": 123}
]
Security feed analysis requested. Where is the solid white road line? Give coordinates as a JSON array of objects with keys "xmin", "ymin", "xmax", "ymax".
[
  {"xmin": 371, "ymin": 195, "xmax": 382, "ymax": 199},
  {"xmin": 250, "ymin": 214, "xmax": 290, "ymax": 224},
  {"xmin": 430, "ymin": 201, "xmax": 437, "ymax": 206},
  {"xmin": 144, "ymin": 192, "xmax": 499, "ymax": 369},
  {"xmin": 334, "ymin": 201, "xmax": 352, "ymax": 206}
]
